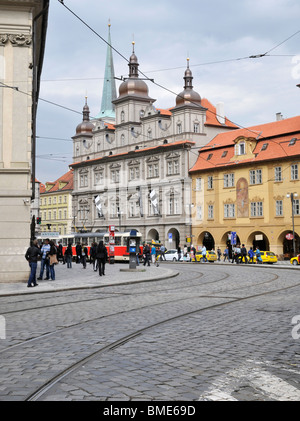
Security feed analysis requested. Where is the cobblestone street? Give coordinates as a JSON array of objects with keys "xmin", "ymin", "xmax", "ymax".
[{"xmin": 0, "ymin": 261, "xmax": 299, "ymax": 402}]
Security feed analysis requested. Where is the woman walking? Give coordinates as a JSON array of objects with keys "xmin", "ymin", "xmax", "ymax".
[
  {"xmin": 64, "ymin": 243, "xmax": 73, "ymax": 268},
  {"xmin": 48, "ymin": 240, "xmax": 58, "ymax": 280}
]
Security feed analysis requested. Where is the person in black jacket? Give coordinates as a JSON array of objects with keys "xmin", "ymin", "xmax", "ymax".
[
  {"xmin": 25, "ymin": 239, "xmax": 42, "ymax": 287},
  {"xmin": 96, "ymin": 241, "xmax": 108, "ymax": 276}
]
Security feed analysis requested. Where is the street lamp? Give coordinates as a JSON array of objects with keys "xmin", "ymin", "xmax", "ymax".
[{"xmin": 287, "ymin": 192, "xmax": 298, "ymax": 256}]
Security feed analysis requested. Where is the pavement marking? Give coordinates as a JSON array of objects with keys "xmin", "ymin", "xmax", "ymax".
[{"xmin": 199, "ymin": 360, "xmax": 300, "ymax": 401}]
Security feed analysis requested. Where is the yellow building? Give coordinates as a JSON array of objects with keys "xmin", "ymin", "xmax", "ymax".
[
  {"xmin": 189, "ymin": 115, "xmax": 300, "ymax": 260},
  {"xmin": 40, "ymin": 170, "xmax": 74, "ymax": 236}
]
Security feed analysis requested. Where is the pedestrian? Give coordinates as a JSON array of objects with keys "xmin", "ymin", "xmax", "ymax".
[
  {"xmin": 90, "ymin": 242, "xmax": 98, "ymax": 271},
  {"xmin": 151, "ymin": 244, "xmax": 157, "ymax": 264},
  {"xmin": 160, "ymin": 244, "xmax": 166, "ymax": 261},
  {"xmin": 57, "ymin": 241, "xmax": 65, "ymax": 264},
  {"xmin": 82, "ymin": 244, "xmax": 88, "ymax": 269},
  {"xmin": 64, "ymin": 243, "xmax": 73, "ymax": 268},
  {"xmin": 48, "ymin": 240, "xmax": 57, "ymax": 280},
  {"xmin": 37, "ymin": 238, "xmax": 51, "ymax": 280},
  {"xmin": 241, "ymin": 244, "xmax": 247, "ymax": 264},
  {"xmin": 25, "ymin": 239, "xmax": 42, "ymax": 287},
  {"xmin": 191, "ymin": 245, "xmax": 196, "ymax": 262},
  {"xmin": 217, "ymin": 247, "xmax": 221, "ymax": 261},
  {"xmin": 255, "ymin": 247, "xmax": 263, "ymax": 264},
  {"xmin": 177, "ymin": 245, "xmax": 182, "ymax": 261},
  {"xmin": 76, "ymin": 242, "xmax": 82, "ymax": 264},
  {"xmin": 223, "ymin": 247, "xmax": 229, "ymax": 262},
  {"xmin": 248, "ymin": 247, "xmax": 255, "ymax": 264},
  {"xmin": 183, "ymin": 244, "xmax": 188, "ymax": 260},
  {"xmin": 143, "ymin": 243, "xmax": 151, "ymax": 266},
  {"xmin": 235, "ymin": 244, "xmax": 241, "ymax": 263},
  {"xmin": 201, "ymin": 244, "xmax": 207, "ymax": 262},
  {"xmin": 96, "ymin": 240, "xmax": 108, "ymax": 276},
  {"xmin": 231, "ymin": 246, "xmax": 237, "ymax": 263}
]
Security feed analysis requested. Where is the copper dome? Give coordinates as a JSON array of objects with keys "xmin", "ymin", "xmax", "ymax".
[
  {"xmin": 76, "ymin": 98, "xmax": 94, "ymax": 134},
  {"xmin": 175, "ymin": 59, "xmax": 201, "ymax": 107}
]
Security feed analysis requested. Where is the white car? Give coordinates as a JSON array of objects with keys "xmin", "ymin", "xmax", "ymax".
[{"xmin": 164, "ymin": 249, "xmax": 181, "ymax": 261}]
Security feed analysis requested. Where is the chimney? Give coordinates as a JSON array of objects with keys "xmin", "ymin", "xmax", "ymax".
[
  {"xmin": 216, "ymin": 102, "xmax": 225, "ymax": 125},
  {"xmin": 276, "ymin": 112, "xmax": 283, "ymax": 121}
]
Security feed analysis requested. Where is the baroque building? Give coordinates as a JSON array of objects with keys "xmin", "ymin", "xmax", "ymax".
[
  {"xmin": 189, "ymin": 115, "xmax": 300, "ymax": 259},
  {"xmin": 70, "ymin": 34, "xmax": 237, "ymax": 248},
  {"xmin": 0, "ymin": 0, "xmax": 49, "ymax": 282}
]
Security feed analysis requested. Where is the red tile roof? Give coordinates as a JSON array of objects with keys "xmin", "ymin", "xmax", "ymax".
[
  {"xmin": 190, "ymin": 115, "xmax": 300, "ymax": 173},
  {"xmin": 40, "ymin": 169, "xmax": 74, "ymax": 194},
  {"xmin": 201, "ymin": 98, "xmax": 238, "ymax": 129}
]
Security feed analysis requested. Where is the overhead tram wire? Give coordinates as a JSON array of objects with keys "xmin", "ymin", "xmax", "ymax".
[{"xmin": 57, "ymin": 1, "xmax": 300, "ymax": 149}]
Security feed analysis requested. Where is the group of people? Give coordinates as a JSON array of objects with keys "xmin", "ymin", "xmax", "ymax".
[
  {"xmin": 219, "ymin": 244, "xmax": 263, "ymax": 264},
  {"xmin": 25, "ymin": 238, "xmax": 58, "ymax": 287},
  {"xmin": 25, "ymin": 238, "xmax": 109, "ymax": 288},
  {"xmin": 142, "ymin": 243, "xmax": 162, "ymax": 266}
]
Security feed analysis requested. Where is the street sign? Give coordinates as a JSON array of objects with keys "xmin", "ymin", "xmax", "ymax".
[{"xmin": 286, "ymin": 233, "xmax": 294, "ymax": 240}]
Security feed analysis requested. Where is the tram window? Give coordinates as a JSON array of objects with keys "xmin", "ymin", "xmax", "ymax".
[
  {"xmin": 115, "ymin": 236, "xmax": 121, "ymax": 246},
  {"xmin": 103, "ymin": 236, "xmax": 109, "ymax": 245}
]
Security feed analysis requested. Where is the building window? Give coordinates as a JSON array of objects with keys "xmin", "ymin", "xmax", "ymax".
[
  {"xmin": 95, "ymin": 171, "xmax": 104, "ymax": 185},
  {"xmin": 167, "ymin": 196, "xmax": 180, "ymax": 215},
  {"xmin": 207, "ymin": 176, "xmax": 213, "ymax": 190},
  {"xmin": 129, "ymin": 166, "xmax": 140, "ymax": 181},
  {"xmin": 235, "ymin": 141, "xmax": 245, "ymax": 155},
  {"xmin": 276, "ymin": 200, "xmax": 283, "ymax": 216},
  {"xmin": 48, "ymin": 197, "xmax": 51, "ymax": 205},
  {"xmin": 224, "ymin": 173, "xmax": 234, "ymax": 188},
  {"xmin": 129, "ymin": 201, "xmax": 139, "ymax": 218},
  {"xmin": 147, "ymin": 163, "xmax": 159, "ymax": 178},
  {"xmin": 111, "ymin": 169, "xmax": 120, "ymax": 183},
  {"xmin": 177, "ymin": 123, "xmax": 182, "ymax": 134},
  {"xmin": 293, "ymin": 199, "xmax": 300, "ymax": 215},
  {"xmin": 194, "ymin": 123, "xmax": 200, "ymax": 133},
  {"xmin": 120, "ymin": 111, "xmax": 125, "ymax": 122},
  {"xmin": 291, "ymin": 164, "xmax": 299, "ymax": 180},
  {"xmin": 208, "ymin": 204, "xmax": 214, "ymax": 219},
  {"xmin": 121, "ymin": 134, "xmax": 125, "ymax": 145},
  {"xmin": 251, "ymin": 201, "xmax": 263, "ymax": 217},
  {"xmin": 250, "ymin": 169, "xmax": 262, "ymax": 185},
  {"xmin": 147, "ymin": 129, "xmax": 152, "ymax": 140},
  {"xmin": 275, "ymin": 167, "xmax": 282, "ymax": 182},
  {"xmin": 196, "ymin": 178, "xmax": 202, "ymax": 191},
  {"xmin": 196, "ymin": 205, "xmax": 202, "ymax": 220},
  {"xmin": 80, "ymin": 174, "xmax": 88, "ymax": 187},
  {"xmin": 167, "ymin": 159, "xmax": 180, "ymax": 176},
  {"xmin": 79, "ymin": 206, "xmax": 89, "ymax": 220},
  {"xmin": 224, "ymin": 203, "xmax": 235, "ymax": 218}
]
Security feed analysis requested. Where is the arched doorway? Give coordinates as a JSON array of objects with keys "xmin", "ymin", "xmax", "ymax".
[
  {"xmin": 197, "ymin": 231, "xmax": 215, "ymax": 251},
  {"xmin": 147, "ymin": 228, "xmax": 159, "ymax": 243},
  {"xmin": 220, "ymin": 231, "xmax": 241, "ymax": 259},
  {"xmin": 248, "ymin": 231, "xmax": 269, "ymax": 251},
  {"xmin": 279, "ymin": 230, "xmax": 300, "ymax": 259},
  {"xmin": 167, "ymin": 228, "xmax": 180, "ymax": 249}
]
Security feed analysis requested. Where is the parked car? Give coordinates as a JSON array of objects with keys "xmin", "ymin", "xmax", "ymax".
[
  {"xmin": 164, "ymin": 249, "xmax": 181, "ymax": 261},
  {"xmin": 290, "ymin": 254, "xmax": 300, "ymax": 266},
  {"xmin": 194, "ymin": 251, "xmax": 217, "ymax": 263},
  {"xmin": 244, "ymin": 250, "xmax": 277, "ymax": 264}
]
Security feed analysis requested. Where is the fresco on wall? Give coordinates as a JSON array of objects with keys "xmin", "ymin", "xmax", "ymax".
[{"xmin": 236, "ymin": 177, "xmax": 249, "ymax": 217}]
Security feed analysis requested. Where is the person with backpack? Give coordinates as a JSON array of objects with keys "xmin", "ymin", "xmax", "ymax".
[{"xmin": 241, "ymin": 244, "xmax": 248, "ymax": 264}]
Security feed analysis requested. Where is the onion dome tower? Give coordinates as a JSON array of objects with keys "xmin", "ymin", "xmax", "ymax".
[
  {"xmin": 76, "ymin": 97, "xmax": 94, "ymax": 135},
  {"xmin": 175, "ymin": 58, "xmax": 202, "ymax": 108},
  {"xmin": 117, "ymin": 41, "xmax": 154, "ymax": 101}
]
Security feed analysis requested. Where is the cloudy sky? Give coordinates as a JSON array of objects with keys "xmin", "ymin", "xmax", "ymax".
[{"xmin": 36, "ymin": 0, "xmax": 300, "ymax": 183}]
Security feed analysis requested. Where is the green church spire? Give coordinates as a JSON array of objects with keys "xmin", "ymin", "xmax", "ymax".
[{"xmin": 95, "ymin": 21, "xmax": 117, "ymax": 120}]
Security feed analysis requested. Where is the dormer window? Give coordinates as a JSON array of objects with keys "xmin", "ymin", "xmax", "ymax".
[{"xmin": 235, "ymin": 141, "xmax": 245, "ymax": 155}]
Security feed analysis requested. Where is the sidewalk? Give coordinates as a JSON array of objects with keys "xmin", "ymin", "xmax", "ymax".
[{"xmin": 0, "ymin": 262, "xmax": 179, "ymax": 297}]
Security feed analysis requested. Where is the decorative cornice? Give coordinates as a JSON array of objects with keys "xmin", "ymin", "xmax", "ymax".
[{"xmin": 0, "ymin": 33, "xmax": 32, "ymax": 46}]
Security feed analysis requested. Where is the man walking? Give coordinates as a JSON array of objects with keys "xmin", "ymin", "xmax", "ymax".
[{"xmin": 25, "ymin": 239, "xmax": 42, "ymax": 287}]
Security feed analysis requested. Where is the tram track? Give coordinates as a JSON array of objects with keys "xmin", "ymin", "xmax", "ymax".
[
  {"xmin": 0, "ymin": 269, "xmax": 281, "ymax": 354},
  {"xmin": 24, "ymin": 275, "xmax": 300, "ymax": 401}
]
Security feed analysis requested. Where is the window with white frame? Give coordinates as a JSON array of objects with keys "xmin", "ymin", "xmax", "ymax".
[
  {"xmin": 167, "ymin": 196, "xmax": 180, "ymax": 215},
  {"xmin": 80, "ymin": 174, "xmax": 88, "ymax": 188},
  {"xmin": 196, "ymin": 205, "xmax": 202, "ymax": 220},
  {"xmin": 208, "ymin": 204, "xmax": 214, "ymax": 219},
  {"xmin": 177, "ymin": 123, "xmax": 182, "ymax": 134},
  {"xmin": 224, "ymin": 173, "xmax": 235, "ymax": 188},
  {"xmin": 291, "ymin": 164, "xmax": 299, "ymax": 180},
  {"xmin": 194, "ymin": 123, "xmax": 200, "ymax": 133},
  {"xmin": 293, "ymin": 198, "xmax": 300, "ymax": 215},
  {"xmin": 207, "ymin": 176, "xmax": 213, "ymax": 190},
  {"xmin": 79, "ymin": 205, "xmax": 89, "ymax": 220},
  {"xmin": 250, "ymin": 201, "xmax": 263, "ymax": 217},
  {"xmin": 147, "ymin": 163, "xmax": 159, "ymax": 178},
  {"xmin": 129, "ymin": 166, "xmax": 140, "ymax": 181},
  {"xmin": 274, "ymin": 166, "xmax": 282, "ymax": 182},
  {"xmin": 167, "ymin": 159, "xmax": 180, "ymax": 176},
  {"xmin": 196, "ymin": 177, "xmax": 202, "ymax": 191},
  {"xmin": 235, "ymin": 141, "xmax": 246, "ymax": 155},
  {"xmin": 250, "ymin": 169, "xmax": 262, "ymax": 185},
  {"xmin": 224, "ymin": 203, "xmax": 235, "ymax": 218},
  {"xmin": 111, "ymin": 169, "xmax": 120, "ymax": 183},
  {"xmin": 276, "ymin": 200, "xmax": 283, "ymax": 216}
]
